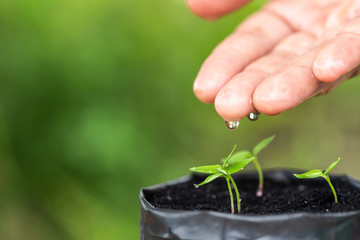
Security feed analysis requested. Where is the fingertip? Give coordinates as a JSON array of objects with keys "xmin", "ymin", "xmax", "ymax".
[
  {"xmin": 252, "ymin": 89, "xmax": 283, "ymax": 116},
  {"xmin": 214, "ymin": 90, "xmax": 252, "ymax": 120},
  {"xmin": 313, "ymin": 51, "xmax": 343, "ymax": 83},
  {"xmin": 186, "ymin": 0, "xmax": 220, "ymax": 20},
  {"xmin": 214, "ymin": 75, "xmax": 257, "ymax": 120},
  {"xmin": 252, "ymin": 70, "xmax": 304, "ymax": 116},
  {"xmin": 313, "ymin": 33, "xmax": 360, "ymax": 83},
  {"xmin": 252, "ymin": 79, "xmax": 279, "ymax": 115},
  {"xmin": 187, "ymin": 0, "xmax": 250, "ymax": 20},
  {"xmin": 193, "ymin": 80, "xmax": 216, "ymax": 104}
]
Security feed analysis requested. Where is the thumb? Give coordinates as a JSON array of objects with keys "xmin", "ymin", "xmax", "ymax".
[{"xmin": 187, "ymin": 0, "xmax": 253, "ymax": 20}]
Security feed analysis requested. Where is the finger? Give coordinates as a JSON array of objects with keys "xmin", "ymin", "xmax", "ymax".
[
  {"xmin": 193, "ymin": 10, "xmax": 293, "ymax": 104},
  {"xmin": 214, "ymin": 32, "xmax": 315, "ymax": 120},
  {"xmin": 187, "ymin": 0, "xmax": 251, "ymax": 20},
  {"xmin": 253, "ymin": 49, "xmax": 324, "ymax": 115},
  {"xmin": 314, "ymin": 18, "xmax": 360, "ymax": 82}
]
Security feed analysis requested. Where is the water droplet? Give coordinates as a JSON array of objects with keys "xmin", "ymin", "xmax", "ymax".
[
  {"xmin": 225, "ymin": 121, "xmax": 240, "ymax": 129},
  {"xmin": 248, "ymin": 112, "xmax": 261, "ymax": 121}
]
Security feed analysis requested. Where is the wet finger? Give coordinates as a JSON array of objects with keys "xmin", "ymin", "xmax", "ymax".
[
  {"xmin": 253, "ymin": 49, "xmax": 323, "ymax": 115},
  {"xmin": 193, "ymin": 10, "xmax": 292, "ymax": 104},
  {"xmin": 214, "ymin": 32, "xmax": 315, "ymax": 120}
]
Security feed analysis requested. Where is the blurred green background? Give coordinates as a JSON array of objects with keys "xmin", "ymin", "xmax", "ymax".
[{"xmin": 1, "ymin": 0, "xmax": 360, "ymax": 239}]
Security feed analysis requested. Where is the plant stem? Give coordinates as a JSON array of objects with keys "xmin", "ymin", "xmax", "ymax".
[
  {"xmin": 225, "ymin": 177, "xmax": 234, "ymax": 214},
  {"xmin": 325, "ymin": 175, "xmax": 338, "ymax": 203},
  {"xmin": 229, "ymin": 176, "xmax": 241, "ymax": 213},
  {"xmin": 253, "ymin": 157, "xmax": 263, "ymax": 197}
]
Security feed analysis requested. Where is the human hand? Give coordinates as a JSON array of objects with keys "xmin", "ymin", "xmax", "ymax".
[{"xmin": 188, "ymin": 0, "xmax": 360, "ymax": 123}]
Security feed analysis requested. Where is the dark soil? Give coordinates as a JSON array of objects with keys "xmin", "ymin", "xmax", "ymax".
[{"xmin": 144, "ymin": 170, "xmax": 360, "ymax": 215}]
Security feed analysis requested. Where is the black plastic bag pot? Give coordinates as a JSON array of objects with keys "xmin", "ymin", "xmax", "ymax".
[{"xmin": 139, "ymin": 170, "xmax": 360, "ymax": 240}]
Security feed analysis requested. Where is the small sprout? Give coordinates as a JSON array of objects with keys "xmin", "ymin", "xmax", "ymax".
[
  {"xmin": 225, "ymin": 135, "xmax": 275, "ymax": 197},
  {"xmin": 190, "ymin": 145, "xmax": 254, "ymax": 214},
  {"xmin": 294, "ymin": 158, "xmax": 340, "ymax": 203}
]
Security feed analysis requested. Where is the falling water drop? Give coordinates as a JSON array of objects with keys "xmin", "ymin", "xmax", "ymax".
[
  {"xmin": 225, "ymin": 121, "xmax": 240, "ymax": 130},
  {"xmin": 248, "ymin": 112, "xmax": 261, "ymax": 121}
]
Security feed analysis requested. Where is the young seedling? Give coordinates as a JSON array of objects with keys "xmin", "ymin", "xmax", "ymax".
[
  {"xmin": 294, "ymin": 158, "xmax": 340, "ymax": 203},
  {"xmin": 190, "ymin": 145, "xmax": 254, "ymax": 214},
  {"xmin": 225, "ymin": 135, "xmax": 275, "ymax": 197}
]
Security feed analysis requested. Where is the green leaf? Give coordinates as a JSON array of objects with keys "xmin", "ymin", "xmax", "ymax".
[
  {"xmin": 294, "ymin": 169, "xmax": 324, "ymax": 179},
  {"xmin": 222, "ymin": 145, "xmax": 237, "ymax": 167},
  {"xmin": 228, "ymin": 157, "xmax": 255, "ymax": 174},
  {"xmin": 227, "ymin": 150, "xmax": 252, "ymax": 165},
  {"xmin": 217, "ymin": 166, "xmax": 228, "ymax": 176},
  {"xmin": 324, "ymin": 158, "xmax": 340, "ymax": 175},
  {"xmin": 189, "ymin": 165, "xmax": 221, "ymax": 174},
  {"xmin": 194, "ymin": 173, "xmax": 224, "ymax": 188},
  {"xmin": 252, "ymin": 135, "xmax": 275, "ymax": 156}
]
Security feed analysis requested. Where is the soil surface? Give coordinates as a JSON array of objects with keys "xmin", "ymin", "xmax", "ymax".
[{"xmin": 144, "ymin": 170, "xmax": 360, "ymax": 215}]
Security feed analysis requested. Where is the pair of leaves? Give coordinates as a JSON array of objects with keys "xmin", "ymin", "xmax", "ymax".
[
  {"xmin": 190, "ymin": 156, "xmax": 254, "ymax": 187},
  {"xmin": 226, "ymin": 135, "xmax": 275, "ymax": 166},
  {"xmin": 294, "ymin": 158, "xmax": 340, "ymax": 203},
  {"xmin": 294, "ymin": 158, "xmax": 340, "ymax": 179},
  {"xmin": 190, "ymin": 135, "xmax": 275, "ymax": 188}
]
